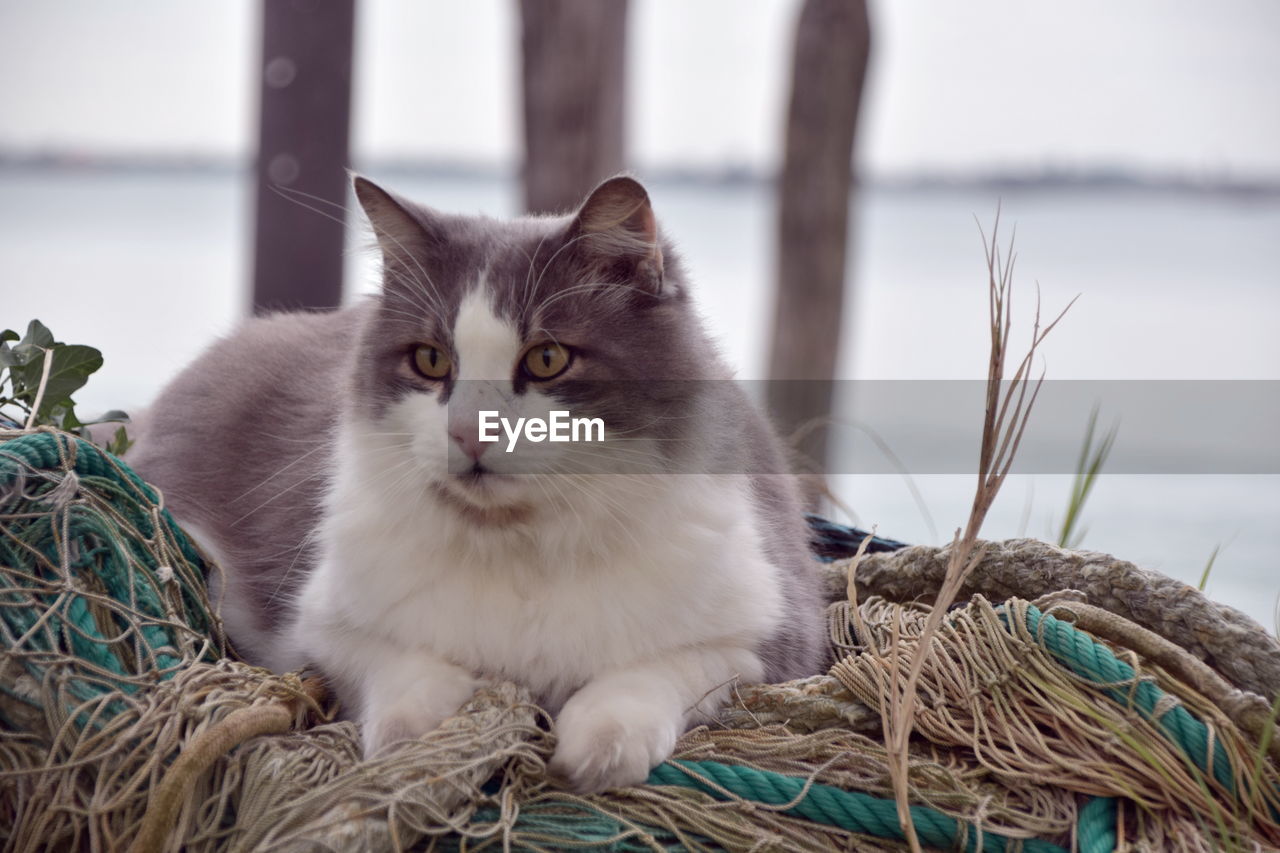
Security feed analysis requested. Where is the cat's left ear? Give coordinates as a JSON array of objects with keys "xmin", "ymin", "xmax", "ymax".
[{"xmin": 572, "ymin": 176, "xmax": 665, "ymax": 293}]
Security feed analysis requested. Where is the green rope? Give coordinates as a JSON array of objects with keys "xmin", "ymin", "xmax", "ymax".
[
  {"xmin": 1020, "ymin": 605, "xmax": 1236, "ymax": 793},
  {"xmin": 647, "ymin": 760, "xmax": 1068, "ymax": 852},
  {"xmin": 447, "ymin": 800, "xmax": 712, "ymax": 852},
  {"xmin": 1077, "ymin": 796, "xmax": 1117, "ymax": 853},
  {"xmin": 0, "ymin": 431, "xmax": 216, "ymax": 725},
  {"xmin": 5, "ymin": 431, "xmax": 1259, "ymax": 851},
  {"xmin": 646, "ymin": 601, "xmax": 1259, "ymax": 852}
]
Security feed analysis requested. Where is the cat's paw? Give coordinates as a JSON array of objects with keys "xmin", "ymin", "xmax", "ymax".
[
  {"xmin": 361, "ymin": 699, "xmax": 449, "ymax": 758},
  {"xmin": 359, "ymin": 656, "xmax": 480, "ymax": 758},
  {"xmin": 550, "ymin": 692, "xmax": 680, "ymax": 793}
]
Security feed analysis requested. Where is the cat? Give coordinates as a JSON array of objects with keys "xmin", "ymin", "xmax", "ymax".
[{"xmin": 125, "ymin": 174, "xmax": 826, "ymax": 792}]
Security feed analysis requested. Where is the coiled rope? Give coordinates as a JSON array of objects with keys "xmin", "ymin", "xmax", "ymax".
[
  {"xmin": 648, "ymin": 760, "xmax": 1077, "ymax": 852},
  {"xmin": 643, "ymin": 598, "xmax": 1265, "ymax": 852}
]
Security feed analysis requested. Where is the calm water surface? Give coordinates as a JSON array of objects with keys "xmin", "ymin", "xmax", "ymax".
[{"xmin": 2, "ymin": 170, "xmax": 1277, "ymax": 627}]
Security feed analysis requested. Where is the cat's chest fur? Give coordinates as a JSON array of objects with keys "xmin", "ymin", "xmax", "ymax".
[{"xmin": 289, "ymin": 424, "xmax": 785, "ymax": 711}]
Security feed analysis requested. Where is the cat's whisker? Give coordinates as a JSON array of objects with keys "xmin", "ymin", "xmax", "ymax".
[
  {"xmin": 380, "ymin": 275, "xmax": 436, "ymax": 314},
  {"xmin": 592, "ymin": 410, "xmax": 701, "ymax": 439},
  {"xmin": 384, "ymin": 260, "xmax": 447, "ymax": 312},
  {"xmin": 560, "ymin": 442, "xmax": 671, "ymax": 467},
  {"xmin": 269, "ymin": 184, "xmax": 359, "ymax": 232},
  {"xmin": 532, "ymin": 278, "xmax": 656, "ymax": 318},
  {"xmin": 529, "ymin": 231, "xmax": 597, "ymax": 305},
  {"xmin": 228, "ymin": 469, "xmax": 329, "ymax": 528},
  {"xmin": 529, "ymin": 468, "xmax": 570, "ymax": 516},
  {"xmin": 382, "ymin": 269, "xmax": 447, "ymax": 325},
  {"xmin": 541, "ymin": 470, "xmax": 667, "ymax": 508},
  {"xmin": 256, "ymin": 431, "xmax": 335, "ymax": 444},
  {"xmin": 537, "ymin": 468, "xmax": 599, "ymax": 541},
  {"xmin": 128, "ymin": 175, "xmax": 824, "ymax": 792},
  {"xmin": 252, "ymin": 533, "xmax": 317, "ymax": 562},
  {"xmin": 374, "ymin": 299, "xmax": 444, "ymax": 329},
  {"xmin": 379, "ymin": 460, "xmax": 431, "ymax": 505},
  {"xmin": 557, "ymin": 475, "xmax": 650, "ymax": 555},
  {"xmin": 525, "ymin": 324, "xmax": 565, "ymax": 350},
  {"xmin": 272, "ymin": 182, "xmax": 356, "ymax": 217},
  {"xmin": 553, "ymin": 458, "xmax": 669, "ymax": 479},
  {"xmin": 520, "ymin": 232, "xmax": 551, "ymax": 308},
  {"xmin": 565, "ymin": 457, "xmax": 669, "ymax": 478},
  {"xmin": 347, "ymin": 183, "xmax": 451, "ymax": 313},
  {"xmin": 268, "ymin": 183, "xmax": 418, "ymax": 278},
  {"xmin": 229, "ymin": 444, "xmax": 329, "ymax": 504},
  {"xmin": 261, "ymin": 531, "xmax": 324, "ymax": 609},
  {"xmin": 377, "ymin": 233, "xmax": 449, "ymax": 317}
]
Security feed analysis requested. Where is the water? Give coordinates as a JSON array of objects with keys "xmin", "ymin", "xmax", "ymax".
[{"xmin": 1, "ymin": 169, "xmax": 1277, "ymax": 628}]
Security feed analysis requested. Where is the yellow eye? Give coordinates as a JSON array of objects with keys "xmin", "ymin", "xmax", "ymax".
[
  {"xmin": 522, "ymin": 342, "xmax": 572, "ymax": 380},
  {"xmin": 412, "ymin": 344, "xmax": 451, "ymax": 379}
]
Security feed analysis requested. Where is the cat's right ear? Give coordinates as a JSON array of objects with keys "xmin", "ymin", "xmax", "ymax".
[
  {"xmin": 572, "ymin": 176, "xmax": 665, "ymax": 293},
  {"xmin": 352, "ymin": 175, "xmax": 440, "ymax": 268}
]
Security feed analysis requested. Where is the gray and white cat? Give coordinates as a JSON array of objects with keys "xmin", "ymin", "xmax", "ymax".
[{"xmin": 126, "ymin": 175, "xmax": 824, "ymax": 792}]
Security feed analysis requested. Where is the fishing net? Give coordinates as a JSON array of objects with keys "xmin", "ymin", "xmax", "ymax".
[{"xmin": 3, "ymin": 428, "xmax": 1279, "ymax": 852}]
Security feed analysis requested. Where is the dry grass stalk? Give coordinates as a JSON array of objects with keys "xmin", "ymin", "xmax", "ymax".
[{"xmin": 865, "ymin": 212, "xmax": 1075, "ymax": 850}]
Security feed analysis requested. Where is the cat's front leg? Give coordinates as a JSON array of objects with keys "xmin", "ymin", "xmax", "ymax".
[
  {"xmin": 550, "ymin": 645, "xmax": 763, "ymax": 793},
  {"xmin": 357, "ymin": 647, "xmax": 481, "ymax": 758}
]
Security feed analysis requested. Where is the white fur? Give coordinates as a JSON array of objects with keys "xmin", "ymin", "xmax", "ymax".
[
  {"xmin": 453, "ymin": 285, "xmax": 522, "ymax": 382},
  {"xmin": 286, "ymin": 289, "xmax": 783, "ymax": 791}
]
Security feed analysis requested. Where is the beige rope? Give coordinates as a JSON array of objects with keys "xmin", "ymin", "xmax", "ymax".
[
  {"xmin": 1043, "ymin": 600, "xmax": 1280, "ymax": 765},
  {"xmin": 820, "ymin": 539, "xmax": 1280, "ymax": 699},
  {"xmin": 5, "ymin": 439, "xmax": 1279, "ymax": 852},
  {"xmin": 127, "ymin": 677, "xmax": 325, "ymax": 853}
]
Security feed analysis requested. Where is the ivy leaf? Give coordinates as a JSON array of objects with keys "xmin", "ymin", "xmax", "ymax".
[
  {"xmin": 0, "ymin": 330, "xmax": 17, "ymax": 371},
  {"xmin": 106, "ymin": 425, "xmax": 135, "ymax": 456},
  {"xmin": 9, "ymin": 323, "xmax": 53, "ymax": 366},
  {"xmin": 85, "ymin": 409, "xmax": 130, "ymax": 424},
  {"xmin": 2, "ymin": 321, "xmax": 122, "ymax": 435},
  {"xmin": 48, "ymin": 402, "xmax": 84, "ymax": 431},
  {"xmin": 22, "ymin": 320, "xmax": 55, "ymax": 349},
  {"xmin": 0, "ymin": 339, "xmax": 35, "ymax": 369},
  {"xmin": 18, "ymin": 344, "xmax": 104, "ymax": 418}
]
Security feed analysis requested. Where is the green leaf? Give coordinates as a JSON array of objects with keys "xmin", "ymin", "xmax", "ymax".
[
  {"xmin": 18, "ymin": 344, "xmax": 103, "ymax": 417},
  {"xmin": 57, "ymin": 404, "xmax": 84, "ymax": 431},
  {"xmin": 2, "ymin": 322, "xmax": 124, "ymax": 434},
  {"xmin": 106, "ymin": 425, "xmax": 135, "ymax": 456},
  {"xmin": 22, "ymin": 319, "xmax": 55, "ymax": 350},
  {"xmin": 85, "ymin": 409, "xmax": 130, "ymax": 424},
  {"xmin": 0, "ymin": 338, "xmax": 37, "ymax": 369},
  {"xmin": 9, "ymin": 344, "xmax": 42, "ymax": 366},
  {"xmin": 7, "ymin": 320, "xmax": 56, "ymax": 371},
  {"xmin": 1197, "ymin": 545, "xmax": 1221, "ymax": 592}
]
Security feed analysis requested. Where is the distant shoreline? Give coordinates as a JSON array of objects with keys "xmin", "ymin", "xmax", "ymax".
[{"xmin": 2, "ymin": 151, "xmax": 1278, "ymax": 199}]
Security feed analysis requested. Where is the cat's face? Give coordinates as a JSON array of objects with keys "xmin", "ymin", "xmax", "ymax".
[{"xmin": 350, "ymin": 176, "xmax": 712, "ymax": 519}]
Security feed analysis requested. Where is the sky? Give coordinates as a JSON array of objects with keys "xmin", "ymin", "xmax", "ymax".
[{"xmin": 1, "ymin": 0, "xmax": 1278, "ymax": 179}]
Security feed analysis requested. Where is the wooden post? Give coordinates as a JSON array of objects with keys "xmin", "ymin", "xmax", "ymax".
[
  {"xmin": 519, "ymin": 0, "xmax": 628, "ymax": 215},
  {"xmin": 766, "ymin": 0, "xmax": 871, "ymax": 484},
  {"xmin": 251, "ymin": 0, "xmax": 356, "ymax": 314}
]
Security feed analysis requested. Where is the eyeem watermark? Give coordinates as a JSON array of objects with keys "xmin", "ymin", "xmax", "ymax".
[{"xmin": 479, "ymin": 410, "xmax": 605, "ymax": 453}]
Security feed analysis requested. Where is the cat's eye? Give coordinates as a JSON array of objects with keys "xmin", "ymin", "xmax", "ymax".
[
  {"xmin": 411, "ymin": 344, "xmax": 452, "ymax": 380},
  {"xmin": 522, "ymin": 342, "xmax": 572, "ymax": 380}
]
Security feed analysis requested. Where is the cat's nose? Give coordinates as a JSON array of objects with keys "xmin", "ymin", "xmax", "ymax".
[{"xmin": 449, "ymin": 427, "xmax": 489, "ymax": 462}]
